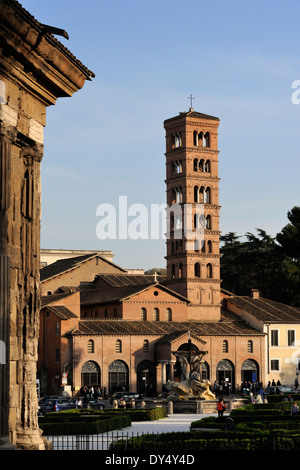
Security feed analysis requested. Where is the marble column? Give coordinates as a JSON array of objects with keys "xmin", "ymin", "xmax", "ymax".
[{"xmin": 0, "ymin": 126, "xmax": 12, "ymax": 447}]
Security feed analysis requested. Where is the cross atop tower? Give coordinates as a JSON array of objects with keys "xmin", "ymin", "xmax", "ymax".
[{"xmin": 187, "ymin": 94, "xmax": 195, "ymax": 111}]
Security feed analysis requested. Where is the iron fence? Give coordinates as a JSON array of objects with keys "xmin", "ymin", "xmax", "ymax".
[{"xmin": 45, "ymin": 431, "xmax": 295, "ymax": 451}]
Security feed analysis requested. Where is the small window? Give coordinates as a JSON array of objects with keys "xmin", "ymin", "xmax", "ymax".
[
  {"xmin": 271, "ymin": 330, "xmax": 279, "ymax": 346},
  {"xmin": 140, "ymin": 308, "xmax": 147, "ymax": 321},
  {"xmin": 166, "ymin": 308, "xmax": 172, "ymax": 321},
  {"xmin": 206, "ymin": 263, "xmax": 212, "ymax": 278},
  {"xmin": 88, "ymin": 339, "xmax": 94, "ymax": 353},
  {"xmin": 153, "ymin": 308, "xmax": 159, "ymax": 321},
  {"xmin": 194, "ymin": 262, "xmax": 200, "ymax": 278},
  {"xmin": 247, "ymin": 340, "xmax": 253, "ymax": 353},
  {"xmin": 270, "ymin": 359, "xmax": 280, "ymax": 371},
  {"xmin": 223, "ymin": 340, "xmax": 228, "ymax": 353},
  {"xmin": 55, "ymin": 348, "xmax": 60, "ymax": 362},
  {"xmin": 143, "ymin": 340, "xmax": 149, "ymax": 353},
  {"xmin": 172, "ymin": 264, "xmax": 175, "ymax": 279},
  {"xmin": 115, "ymin": 340, "xmax": 122, "ymax": 353},
  {"xmin": 205, "ymin": 215, "xmax": 212, "ymax": 229},
  {"xmin": 178, "ymin": 263, "xmax": 182, "ymax": 278},
  {"xmin": 55, "ymin": 321, "xmax": 60, "ymax": 336},
  {"xmin": 288, "ymin": 330, "xmax": 295, "ymax": 346}
]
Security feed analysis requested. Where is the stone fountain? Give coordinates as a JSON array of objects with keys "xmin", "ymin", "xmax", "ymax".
[{"xmin": 164, "ymin": 335, "xmax": 215, "ymax": 402}]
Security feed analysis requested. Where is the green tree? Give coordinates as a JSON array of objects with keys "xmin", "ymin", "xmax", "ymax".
[
  {"xmin": 276, "ymin": 206, "xmax": 300, "ymax": 261},
  {"xmin": 220, "ymin": 229, "xmax": 284, "ymax": 300}
]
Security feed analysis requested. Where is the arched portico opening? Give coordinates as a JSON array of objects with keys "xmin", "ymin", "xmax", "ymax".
[
  {"xmin": 108, "ymin": 360, "xmax": 129, "ymax": 395},
  {"xmin": 216, "ymin": 359, "xmax": 235, "ymax": 392},
  {"xmin": 137, "ymin": 360, "xmax": 156, "ymax": 397},
  {"xmin": 81, "ymin": 361, "xmax": 101, "ymax": 387},
  {"xmin": 241, "ymin": 359, "xmax": 259, "ymax": 384}
]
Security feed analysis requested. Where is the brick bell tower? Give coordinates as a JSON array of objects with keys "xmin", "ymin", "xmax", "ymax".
[{"xmin": 163, "ymin": 103, "xmax": 221, "ymax": 321}]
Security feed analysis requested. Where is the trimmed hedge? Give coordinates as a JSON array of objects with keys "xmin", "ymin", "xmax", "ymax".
[
  {"xmin": 109, "ymin": 430, "xmax": 296, "ymax": 451},
  {"xmin": 114, "ymin": 402, "xmax": 300, "ymax": 451},
  {"xmin": 39, "ymin": 407, "xmax": 167, "ymax": 436},
  {"xmin": 104, "ymin": 407, "xmax": 167, "ymax": 421},
  {"xmin": 39, "ymin": 409, "xmax": 132, "ymax": 435}
]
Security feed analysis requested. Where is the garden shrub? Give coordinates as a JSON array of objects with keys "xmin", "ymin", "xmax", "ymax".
[{"xmin": 39, "ymin": 413, "xmax": 131, "ymax": 435}]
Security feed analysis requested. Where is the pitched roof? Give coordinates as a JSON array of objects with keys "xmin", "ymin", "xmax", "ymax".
[
  {"xmin": 45, "ymin": 305, "xmax": 78, "ymax": 320},
  {"xmin": 72, "ymin": 311, "xmax": 263, "ymax": 337},
  {"xmin": 80, "ymin": 282, "xmax": 189, "ymax": 306},
  {"xmin": 155, "ymin": 331, "xmax": 206, "ymax": 345},
  {"xmin": 164, "ymin": 109, "xmax": 219, "ymax": 124},
  {"xmin": 41, "ymin": 292, "xmax": 76, "ymax": 307},
  {"xmin": 40, "ymin": 253, "xmax": 125, "ymax": 282},
  {"xmin": 228, "ymin": 296, "xmax": 300, "ymax": 323},
  {"xmin": 95, "ymin": 273, "xmax": 166, "ymax": 287}
]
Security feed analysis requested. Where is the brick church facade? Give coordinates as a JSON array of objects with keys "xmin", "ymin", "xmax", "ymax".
[{"xmin": 38, "ymin": 108, "xmax": 269, "ymax": 397}]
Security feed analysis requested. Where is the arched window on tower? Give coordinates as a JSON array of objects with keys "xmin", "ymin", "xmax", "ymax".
[
  {"xmin": 172, "ymin": 264, "xmax": 175, "ymax": 279},
  {"xmin": 203, "ymin": 132, "xmax": 210, "ymax": 147},
  {"xmin": 204, "ymin": 187, "xmax": 211, "ymax": 204},
  {"xmin": 206, "ymin": 263, "xmax": 213, "ymax": 278},
  {"xmin": 199, "ymin": 159, "xmax": 205, "ymax": 172},
  {"xmin": 193, "ymin": 130, "xmax": 198, "ymax": 146},
  {"xmin": 175, "ymin": 187, "xmax": 182, "ymax": 203},
  {"xmin": 172, "ymin": 132, "xmax": 182, "ymax": 148},
  {"xmin": 193, "ymin": 158, "xmax": 198, "ymax": 171},
  {"xmin": 194, "ymin": 262, "xmax": 201, "ymax": 277},
  {"xmin": 205, "ymin": 215, "xmax": 212, "ymax": 229},
  {"xmin": 173, "ymin": 160, "xmax": 182, "ymax": 174},
  {"xmin": 194, "ymin": 186, "xmax": 199, "ymax": 203},
  {"xmin": 207, "ymin": 240, "xmax": 212, "ymax": 253},
  {"xmin": 178, "ymin": 263, "xmax": 183, "ymax": 278},
  {"xmin": 205, "ymin": 160, "xmax": 211, "ymax": 173},
  {"xmin": 199, "ymin": 186, "xmax": 205, "ymax": 203},
  {"xmin": 199, "ymin": 132, "xmax": 203, "ymax": 146}
]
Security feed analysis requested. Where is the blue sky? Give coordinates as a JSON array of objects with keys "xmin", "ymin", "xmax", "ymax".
[{"xmin": 20, "ymin": 0, "xmax": 300, "ymax": 270}]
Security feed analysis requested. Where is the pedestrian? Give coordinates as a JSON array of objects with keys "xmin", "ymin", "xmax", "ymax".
[
  {"xmin": 295, "ymin": 378, "xmax": 299, "ymax": 391},
  {"xmin": 76, "ymin": 397, "xmax": 82, "ymax": 409},
  {"xmin": 291, "ymin": 402, "xmax": 299, "ymax": 415},
  {"xmin": 249, "ymin": 392, "xmax": 255, "ymax": 404},
  {"xmin": 217, "ymin": 397, "xmax": 225, "ymax": 417}
]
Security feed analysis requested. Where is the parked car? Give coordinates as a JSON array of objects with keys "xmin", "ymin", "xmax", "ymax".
[
  {"xmin": 265, "ymin": 385, "xmax": 300, "ymax": 395},
  {"xmin": 71, "ymin": 397, "xmax": 105, "ymax": 411},
  {"xmin": 109, "ymin": 392, "xmax": 143, "ymax": 405},
  {"xmin": 38, "ymin": 395, "xmax": 61, "ymax": 415},
  {"xmin": 109, "ymin": 392, "xmax": 154, "ymax": 407},
  {"xmin": 42, "ymin": 398, "xmax": 76, "ymax": 414}
]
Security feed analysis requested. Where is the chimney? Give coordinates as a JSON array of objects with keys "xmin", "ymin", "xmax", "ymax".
[{"xmin": 251, "ymin": 289, "xmax": 260, "ymax": 299}]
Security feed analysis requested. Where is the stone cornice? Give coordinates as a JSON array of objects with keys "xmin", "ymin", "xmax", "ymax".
[{"xmin": 0, "ymin": 0, "xmax": 94, "ymax": 105}]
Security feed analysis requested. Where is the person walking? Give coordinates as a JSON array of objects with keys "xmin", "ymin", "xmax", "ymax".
[{"xmin": 217, "ymin": 397, "xmax": 225, "ymax": 417}]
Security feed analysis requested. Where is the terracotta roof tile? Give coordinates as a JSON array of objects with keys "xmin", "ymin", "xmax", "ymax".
[
  {"xmin": 73, "ymin": 311, "xmax": 263, "ymax": 337},
  {"xmin": 228, "ymin": 296, "xmax": 300, "ymax": 323}
]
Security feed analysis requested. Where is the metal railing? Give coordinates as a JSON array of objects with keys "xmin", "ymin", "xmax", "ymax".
[{"xmin": 45, "ymin": 431, "xmax": 294, "ymax": 451}]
